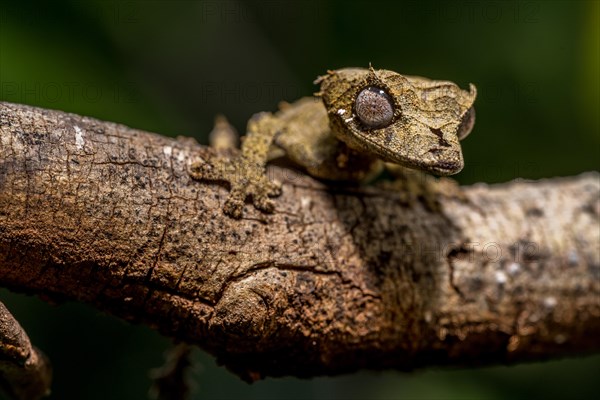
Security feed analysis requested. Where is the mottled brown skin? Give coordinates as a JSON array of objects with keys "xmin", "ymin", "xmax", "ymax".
[{"xmin": 190, "ymin": 67, "xmax": 477, "ymax": 218}]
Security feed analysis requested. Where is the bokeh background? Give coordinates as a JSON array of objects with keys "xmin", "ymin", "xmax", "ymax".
[{"xmin": 1, "ymin": 1, "xmax": 598, "ymax": 399}]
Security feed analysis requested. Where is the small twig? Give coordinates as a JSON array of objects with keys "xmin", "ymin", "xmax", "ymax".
[
  {"xmin": 0, "ymin": 302, "xmax": 52, "ymax": 400},
  {"xmin": 149, "ymin": 343, "xmax": 194, "ymax": 400}
]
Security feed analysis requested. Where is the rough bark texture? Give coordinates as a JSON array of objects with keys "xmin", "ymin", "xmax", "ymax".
[{"xmin": 0, "ymin": 101, "xmax": 598, "ymax": 380}]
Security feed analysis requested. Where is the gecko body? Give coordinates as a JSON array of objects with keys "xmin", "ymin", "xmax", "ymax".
[{"xmin": 190, "ymin": 67, "xmax": 477, "ymax": 218}]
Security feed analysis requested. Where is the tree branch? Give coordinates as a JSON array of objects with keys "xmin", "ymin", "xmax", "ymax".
[{"xmin": 0, "ymin": 101, "xmax": 598, "ymax": 382}]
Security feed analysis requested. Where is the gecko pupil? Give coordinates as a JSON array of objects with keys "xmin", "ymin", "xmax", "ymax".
[{"xmin": 355, "ymin": 86, "xmax": 394, "ymax": 128}]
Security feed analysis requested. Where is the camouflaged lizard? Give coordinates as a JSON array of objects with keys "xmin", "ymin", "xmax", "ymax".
[{"xmin": 190, "ymin": 66, "xmax": 477, "ymax": 218}]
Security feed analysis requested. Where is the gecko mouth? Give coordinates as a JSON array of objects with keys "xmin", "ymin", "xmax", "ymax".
[
  {"xmin": 430, "ymin": 160, "xmax": 463, "ymax": 175},
  {"xmin": 390, "ymin": 154, "xmax": 463, "ymax": 176},
  {"xmin": 372, "ymin": 143, "xmax": 464, "ymax": 175},
  {"xmin": 419, "ymin": 156, "xmax": 463, "ymax": 175}
]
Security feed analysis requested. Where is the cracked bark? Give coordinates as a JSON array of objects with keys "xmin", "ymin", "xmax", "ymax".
[{"xmin": 0, "ymin": 101, "xmax": 598, "ymax": 385}]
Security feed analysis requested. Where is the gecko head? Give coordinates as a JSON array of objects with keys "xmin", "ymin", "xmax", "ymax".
[{"xmin": 315, "ymin": 66, "xmax": 477, "ymax": 176}]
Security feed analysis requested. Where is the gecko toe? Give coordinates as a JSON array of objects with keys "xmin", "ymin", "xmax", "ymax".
[
  {"xmin": 190, "ymin": 160, "xmax": 221, "ymax": 181},
  {"xmin": 253, "ymin": 195, "xmax": 275, "ymax": 213},
  {"xmin": 223, "ymin": 197, "xmax": 244, "ymax": 219},
  {"xmin": 265, "ymin": 180, "xmax": 282, "ymax": 197}
]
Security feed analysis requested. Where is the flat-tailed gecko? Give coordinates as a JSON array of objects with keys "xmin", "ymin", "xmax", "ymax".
[{"xmin": 190, "ymin": 66, "xmax": 477, "ymax": 218}]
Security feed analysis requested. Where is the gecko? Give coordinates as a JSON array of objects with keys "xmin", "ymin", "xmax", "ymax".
[{"xmin": 190, "ymin": 66, "xmax": 477, "ymax": 218}]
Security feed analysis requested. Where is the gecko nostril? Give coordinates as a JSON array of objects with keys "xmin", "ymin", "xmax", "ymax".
[{"xmin": 429, "ymin": 127, "xmax": 451, "ymax": 147}]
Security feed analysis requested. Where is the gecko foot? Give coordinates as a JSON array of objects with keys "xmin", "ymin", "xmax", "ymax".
[
  {"xmin": 222, "ymin": 176, "xmax": 281, "ymax": 219},
  {"xmin": 190, "ymin": 152, "xmax": 281, "ymax": 219}
]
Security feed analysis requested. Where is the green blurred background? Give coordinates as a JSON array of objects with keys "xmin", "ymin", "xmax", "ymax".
[{"xmin": 0, "ymin": 0, "xmax": 598, "ymax": 399}]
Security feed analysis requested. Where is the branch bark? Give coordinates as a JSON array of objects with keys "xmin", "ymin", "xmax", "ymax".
[{"xmin": 0, "ymin": 101, "xmax": 598, "ymax": 382}]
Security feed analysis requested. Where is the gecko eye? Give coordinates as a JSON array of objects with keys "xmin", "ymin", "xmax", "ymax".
[
  {"xmin": 456, "ymin": 106, "xmax": 475, "ymax": 140},
  {"xmin": 354, "ymin": 86, "xmax": 395, "ymax": 128}
]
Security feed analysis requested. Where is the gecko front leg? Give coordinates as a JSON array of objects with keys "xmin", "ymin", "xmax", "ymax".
[{"xmin": 189, "ymin": 113, "xmax": 282, "ymax": 219}]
